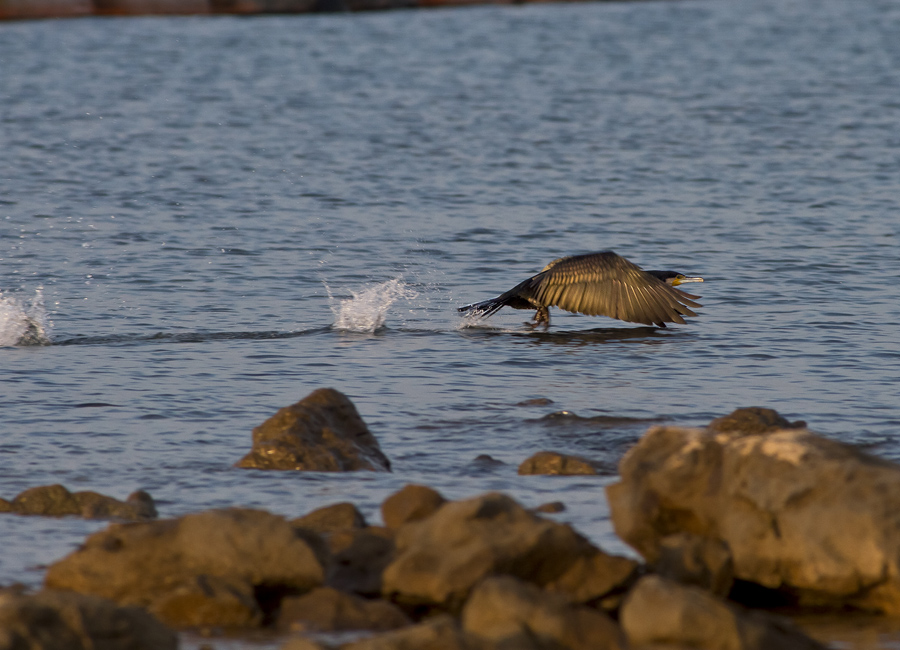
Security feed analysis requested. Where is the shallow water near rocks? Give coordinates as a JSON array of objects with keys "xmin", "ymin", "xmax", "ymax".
[{"xmin": 2, "ymin": 0, "xmax": 900, "ymax": 647}]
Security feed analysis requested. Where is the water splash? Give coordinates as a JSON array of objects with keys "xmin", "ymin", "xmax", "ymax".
[
  {"xmin": 0, "ymin": 289, "xmax": 51, "ymax": 346},
  {"xmin": 326, "ymin": 278, "xmax": 418, "ymax": 333}
]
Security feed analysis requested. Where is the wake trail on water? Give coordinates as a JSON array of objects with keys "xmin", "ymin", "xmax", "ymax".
[
  {"xmin": 0, "ymin": 289, "xmax": 51, "ymax": 347},
  {"xmin": 325, "ymin": 277, "xmax": 419, "ymax": 333}
]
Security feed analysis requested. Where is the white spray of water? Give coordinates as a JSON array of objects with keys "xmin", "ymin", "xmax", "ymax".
[
  {"xmin": 0, "ymin": 288, "xmax": 51, "ymax": 346},
  {"xmin": 326, "ymin": 278, "xmax": 418, "ymax": 333}
]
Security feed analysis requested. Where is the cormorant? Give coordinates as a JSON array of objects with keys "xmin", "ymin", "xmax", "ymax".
[{"xmin": 457, "ymin": 251, "xmax": 703, "ymax": 329}]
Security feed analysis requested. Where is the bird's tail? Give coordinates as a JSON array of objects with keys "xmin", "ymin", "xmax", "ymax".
[{"xmin": 457, "ymin": 297, "xmax": 507, "ymax": 318}]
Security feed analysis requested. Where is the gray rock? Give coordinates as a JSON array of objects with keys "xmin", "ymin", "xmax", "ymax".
[
  {"xmin": 620, "ymin": 575, "xmax": 827, "ymax": 650},
  {"xmin": 236, "ymin": 388, "xmax": 391, "ymax": 472}
]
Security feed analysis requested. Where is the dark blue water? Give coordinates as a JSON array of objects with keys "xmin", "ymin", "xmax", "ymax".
[{"xmin": 2, "ymin": 0, "xmax": 900, "ymax": 646}]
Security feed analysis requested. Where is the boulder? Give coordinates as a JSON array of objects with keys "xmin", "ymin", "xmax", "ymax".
[
  {"xmin": 294, "ymin": 502, "xmax": 368, "ymax": 534},
  {"xmin": 620, "ymin": 575, "xmax": 827, "ymax": 650},
  {"xmin": 44, "ymin": 508, "xmax": 325, "ymax": 628},
  {"xmin": 236, "ymin": 388, "xmax": 391, "ymax": 472},
  {"xmin": 381, "ymin": 484, "xmax": 446, "ymax": 529},
  {"xmin": 517, "ymin": 451, "xmax": 599, "ymax": 476},
  {"xmin": 3, "ymin": 484, "xmax": 156, "ymax": 520},
  {"xmin": 0, "ymin": 588, "xmax": 177, "ymax": 650},
  {"xmin": 382, "ymin": 492, "xmax": 596, "ymax": 611},
  {"xmin": 607, "ymin": 408, "xmax": 900, "ymax": 613},
  {"xmin": 277, "ymin": 586, "xmax": 410, "ymax": 632},
  {"xmin": 461, "ymin": 576, "xmax": 625, "ymax": 650}
]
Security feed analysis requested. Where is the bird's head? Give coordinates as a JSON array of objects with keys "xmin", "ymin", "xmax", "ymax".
[{"xmin": 647, "ymin": 270, "xmax": 705, "ymax": 287}]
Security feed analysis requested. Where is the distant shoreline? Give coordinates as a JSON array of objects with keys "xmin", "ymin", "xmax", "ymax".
[{"xmin": 0, "ymin": 0, "xmax": 627, "ymax": 21}]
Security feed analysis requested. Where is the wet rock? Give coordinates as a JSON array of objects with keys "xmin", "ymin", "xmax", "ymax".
[
  {"xmin": 236, "ymin": 388, "xmax": 391, "ymax": 472},
  {"xmin": 294, "ymin": 502, "xmax": 368, "ymax": 534},
  {"xmin": 533, "ymin": 501, "xmax": 565, "ymax": 514},
  {"xmin": 707, "ymin": 406, "xmax": 806, "ymax": 435},
  {"xmin": 462, "ymin": 576, "xmax": 625, "ymax": 650},
  {"xmin": 44, "ymin": 508, "xmax": 324, "ymax": 628},
  {"xmin": 382, "ymin": 492, "xmax": 596, "ymax": 611},
  {"xmin": 620, "ymin": 575, "xmax": 827, "ymax": 650},
  {"xmin": 543, "ymin": 549, "xmax": 639, "ymax": 605},
  {"xmin": 340, "ymin": 614, "xmax": 479, "ymax": 650},
  {"xmin": 516, "ymin": 397, "xmax": 555, "ymax": 407},
  {"xmin": 0, "ymin": 588, "xmax": 177, "ymax": 650},
  {"xmin": 654, "ymin": 533, "xmax": 734, "ymax": 597},
  {"xmin": 381, "ymin": 484, "xmax": 446, "ymax": 529},
  {"xmin": 517, "ymin": 451, "xmax": 599, "ymax": 476},
  {"xmin": 3, "ymin": 484, "xmax": 156, "ymax": 520},
  {"xmin": 607, "ymin": 411, "xmax": 900, "ymax": 613},
  {"xmin": 277, "ymin": 586, "xmax": 410, "ymax": 633},
  {"xmin": 325, "ymin": 527, "xmax": 395, "ymax": 596}
]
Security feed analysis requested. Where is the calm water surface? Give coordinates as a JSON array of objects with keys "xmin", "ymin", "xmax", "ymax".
[{"xmin": 2, "ymin": 0, "xmax": 900, "ymax": 646}]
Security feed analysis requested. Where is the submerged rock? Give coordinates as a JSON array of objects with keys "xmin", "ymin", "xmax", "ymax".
[
  {"xmin": 517, "ymin": 451, "xmax": 599, "ymax": 476},
  {"xmin": 236, "ymin": 388, "xmax": 391, "ymax": 472},
  {"xmin": 620, "ymin": 575, "xmax": 827, "ymax": 650},
  {"xmin": 0, "ymin": 588, "xmax": 176, "ymax": 650},
  {"xmin": 607, "ymin": 407, "xmax": 900, "ymax": 613},
  {"xmin": 1, "ymin": 484, "xmax": 156, "ymax": 520},
  {"xmin": 44, "ymin": 508, "xmax": 325, "ymax": 627}
]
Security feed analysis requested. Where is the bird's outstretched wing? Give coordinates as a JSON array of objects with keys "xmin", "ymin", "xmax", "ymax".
[{"xmin": 520, "ymin": 251, "xmax": 701, "ymax": 326}]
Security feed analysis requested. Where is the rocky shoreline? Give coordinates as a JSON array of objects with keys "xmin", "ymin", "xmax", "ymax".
[
  {"xmin": 3, "ymin": 392, "xmax": 899, "ymax": 648},
  {"xmin": 2, "ymin": 0, "xmax": 595, "ymax": 21}
]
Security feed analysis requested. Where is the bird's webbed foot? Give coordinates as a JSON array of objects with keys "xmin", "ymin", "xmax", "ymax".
[{"xmin": 525, "ymin": 307, "xmax": 550, "ymax": 331}]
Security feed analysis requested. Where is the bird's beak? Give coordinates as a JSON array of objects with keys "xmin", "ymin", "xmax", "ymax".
[{"xmin": 672, "ymin": 276, "xmax": 704, "ymax": 286}]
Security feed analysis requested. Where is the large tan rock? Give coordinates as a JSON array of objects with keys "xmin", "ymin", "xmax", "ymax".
[
  {"xmin": 382, "ymin": 492, "xmax": 596, "ymax": 611},
  {"xmin": 44, "ymin": 508, "xmax": 324, "ymax": 628},
  {"xmin": 0, "ymin": 588, "xmax": 176, "ymax": 650},
  {"xmin": 620, "ymin": 575, "xmax": 826, "ymax": 650},
  {"xmin": 236, "ymin": 388, "xmax": 391, "ymax": 472},
  {"xmin": 607, "ymin": 408, "xmax": 900, "ymax": 613},
  {"xmin": 461, "ymin": 576, "xmax": 625, "ymax": 650}
]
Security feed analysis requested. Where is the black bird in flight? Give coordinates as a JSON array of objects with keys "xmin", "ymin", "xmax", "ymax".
[{"xmin": 458, "ymin": 251, "xmax": 703, "ymax": 329}]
